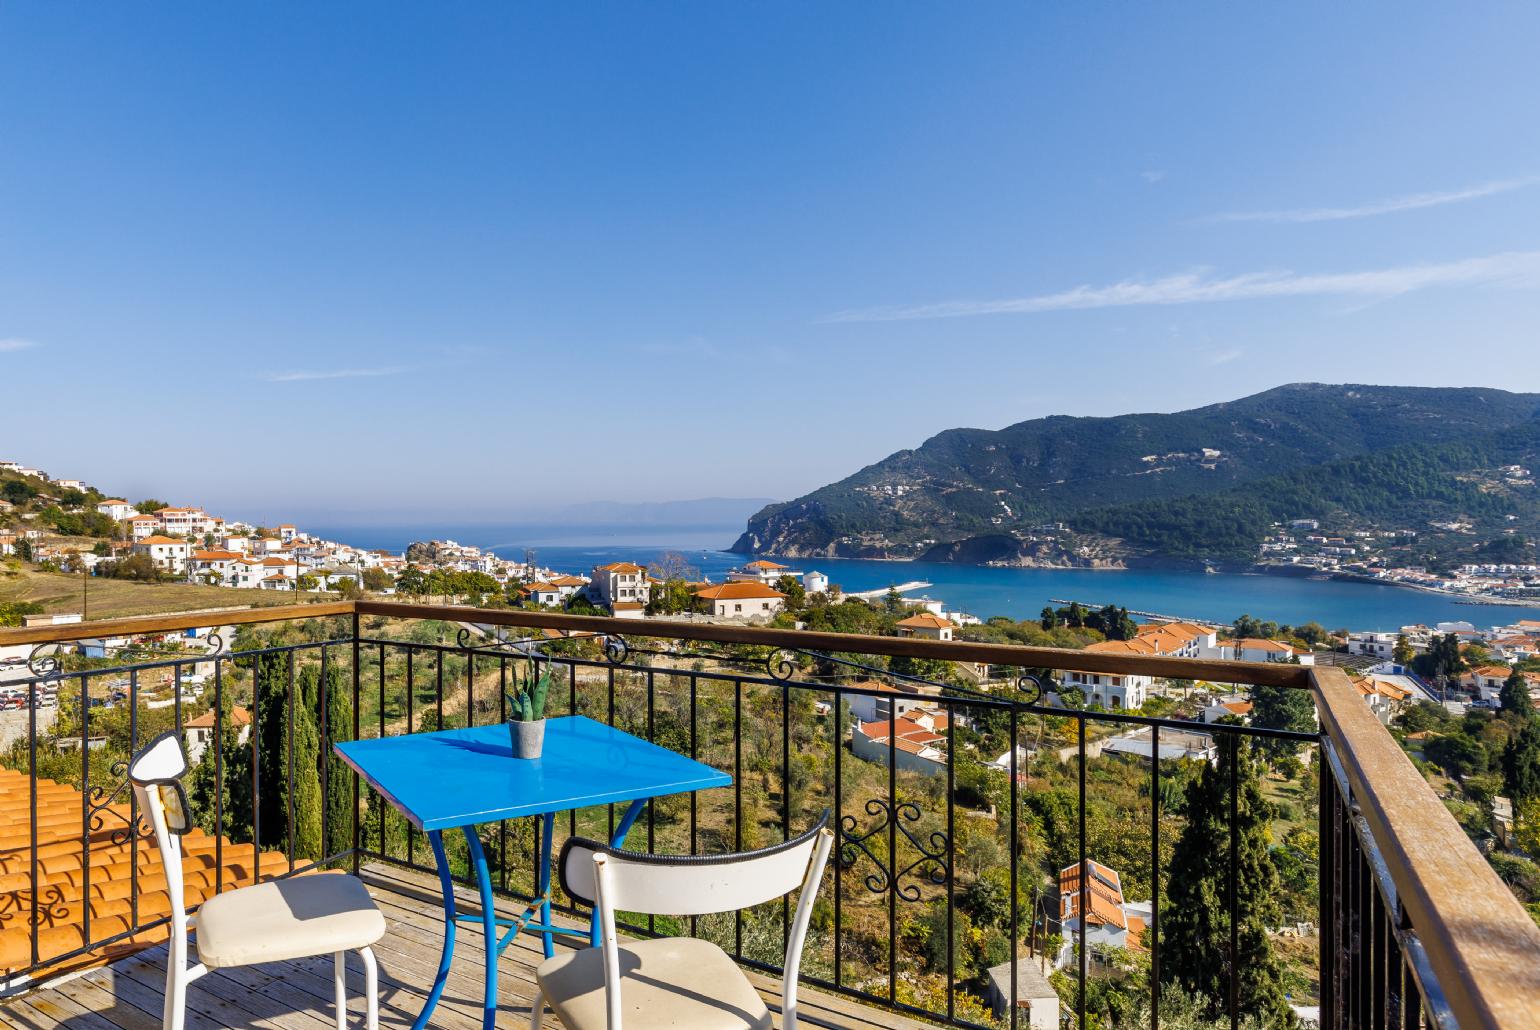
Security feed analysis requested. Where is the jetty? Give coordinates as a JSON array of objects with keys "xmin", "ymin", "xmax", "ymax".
[
  {"xmin": 1048, "ymin": 599, "xmax": 1215, "ymax": 624},
  {"xmin": 846, "ymin": 580, "xmax": 931, "ymax": 600}
]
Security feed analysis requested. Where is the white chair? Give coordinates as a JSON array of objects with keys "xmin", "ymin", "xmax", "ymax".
[
  {"xmin": 127, "ymin": 731, "xmax": 387, "ymax": 1030},
  {"xmin": 531, "ymin": 812, "xmax": 834, "ymax": 1030}
]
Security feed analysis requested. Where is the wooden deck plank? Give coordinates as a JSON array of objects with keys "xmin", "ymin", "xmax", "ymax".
[{"xmin": 3, "ymin": 861, "xmax": 929, "ymax": 1030}]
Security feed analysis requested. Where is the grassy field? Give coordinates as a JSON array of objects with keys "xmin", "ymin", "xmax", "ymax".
[{"xmin": 1, "ymin": 565, "xmax": 337, "ymax": 620}]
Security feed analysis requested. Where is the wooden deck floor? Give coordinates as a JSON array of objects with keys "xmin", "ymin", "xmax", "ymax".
[{"xmin": 0, "ymin": 863, "xmax": 927, "ymax": 1030}]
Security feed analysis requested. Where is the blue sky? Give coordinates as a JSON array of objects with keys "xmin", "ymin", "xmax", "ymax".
[{"xmin": 3, "ymin": 3, "xmax": 1539, "ymax": 525}]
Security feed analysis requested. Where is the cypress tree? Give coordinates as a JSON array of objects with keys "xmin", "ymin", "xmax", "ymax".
[
  {"xmin": 1160, "ymin": 737, "xmax": 1293, "ymax": 1028},
  {"xmin": 253, "ymin": 652, "xmax": 291, "ymax": 847},
  {"xmin": 318, "ymin": 662, "xmax": 354, "ymax": 856},
  {"xmin": 1502, "ymin": 717, "xmax": 1540, "ymax": 804},
  {"xmin": 1499, "ymin": 668, "xmax": 1535, "ymax": 720}
]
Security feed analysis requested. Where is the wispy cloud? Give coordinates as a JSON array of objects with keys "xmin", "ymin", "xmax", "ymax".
[
  {"xmin": 0, "ymin": 338, "xmax": 40, "ymax": 353},
  {"xmin": 1209, "ymin": 177, "xmax": 1536, "ymax": 224},
  {"xmin": 1140, "ymin": 170, "xmax": 1165, "ymax": 184},
  {"xmin": 824, "ymin": 250, "xmax": 1540, "ymax": 322},
  {"xmin": 1207, "ymin": 347, "xmax": 1245, "ymax": 366},
  {"xmin": 264, "ymin": 366, "xmax": 408, "ymax": 382}
]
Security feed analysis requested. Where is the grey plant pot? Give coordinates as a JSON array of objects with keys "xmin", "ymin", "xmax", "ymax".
[{"xmin": 511, "ymin": 718, "xmax": 546, "ymax": 759}]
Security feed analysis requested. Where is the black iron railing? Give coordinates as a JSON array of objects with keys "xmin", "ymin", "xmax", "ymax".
[{"xmin": 2, "ymin": 602, "xmax": 1536, "ymax": 1029}]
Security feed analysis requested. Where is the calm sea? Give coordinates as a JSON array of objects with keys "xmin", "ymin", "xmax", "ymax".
[{"xmin": 311, "ymin": 522, "xmax": 1540, "ymax": 632}]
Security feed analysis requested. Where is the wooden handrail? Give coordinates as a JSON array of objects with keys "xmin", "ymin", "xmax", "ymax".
[
  {"xmin": 1313, "ymin": 666, "xmax": 1540, "ymax": 1030},
  {"xmin": 0, "ymin": 600, "xmax": 355, "ymax": 646},
  {"xmin": 364, "ymin": 601, "xmax": 1318, "ymax": 687},
  {"xmin": 0, "ymin": 599, "xmax": 1314, "ymax": 687}
]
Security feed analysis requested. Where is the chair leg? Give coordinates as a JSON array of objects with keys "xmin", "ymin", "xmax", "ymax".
[
  {"xmin": 528, "ymin": 987, "xmax": 544, "ymax": 1029},
  {"xmin": 334, "ymin": 951, "xmax": 348, "ymax": 1030},
  {"xmin": 163, "ymin": 962, "xmax": 186, "ymax": 1030},
  {"xmin": 359, "ymin": 947, "xmax": 379, "ymax": 1030}
]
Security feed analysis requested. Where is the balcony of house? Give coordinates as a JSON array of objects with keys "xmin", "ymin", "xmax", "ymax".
[{"xmin": 0, "ymin": 601, "xmax": 1536, "ymax": 1030}]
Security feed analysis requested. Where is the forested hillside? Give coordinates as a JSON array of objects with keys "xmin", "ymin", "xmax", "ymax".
[{"xmin": 732, "ymin": 384, "xmax": 1540, "ymax": 566}]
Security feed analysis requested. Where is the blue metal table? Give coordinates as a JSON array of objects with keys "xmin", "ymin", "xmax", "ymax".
[{"xmin": 334, "ymin": 715, "xmax": 731, "ymax": 1030}]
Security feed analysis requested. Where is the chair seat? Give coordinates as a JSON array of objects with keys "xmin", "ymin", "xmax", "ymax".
[
  {"xmin": 194, "ymin": 872, "xmax": 385, "ymax": 968},
  {"xmin": 536, "ymin": 936, "xmax": 772, "ymax": 1030}
]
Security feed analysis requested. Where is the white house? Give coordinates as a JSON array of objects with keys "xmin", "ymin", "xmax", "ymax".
[
  {"xmin": 589, "ymin": 562, "xmax": 651, "ymax": 608},
  {"xmin": 1463, "ymin": 665, "xmax": 1513, "ymax": 702},
  {"xmin": 156, "ymin": 507, "xmax": 221, "ymax": 537},
  {"xmin": 133, "ymin": 536, "xmax": 192, "ymax": 574},
  {"xmin": 1056, "ymin": 860, "xmax": 1147, "ymax": 965},
  {"xmin": 1202, "ymin": 696, "xmax": 1254, "ymax": 723},
  {"xmin": 1218, "ymin": 638, "xmax": 1315, "ymax": 665},
  {"xmin": 803, "ymin": 570, "xmax": 830, "ymax": 595},
  {"xmin": 187, "ymin": 550, "xmax": 247, "ymax": 586},
  {"xmin": 548, "ymin": 574, "xmax": 587, "ymax": 599},
  {"xmin": 96, "ymin": 499, "xmax": 137, "ymax": 521},
  {"xmin": 844, "ymin": 680, "xmax": 942, "ymax": 724},
  {"xmin": 1062, "ymin": 639, "xmax": 1154, "ymax": 710},
  {"xmin": 1347, "ymin": 632, "xmax": 1407, "ymax": 660},
  {"xmin": 851, "ymin": 708, "xmax": 948, "ymax": 776},
  {"xmin": 183, "ymin": 705, "xmax": 251, "ymax": 764},
  {"xmin": 895, "ymin": 612, "xmax": 955, "ymax": 640},
  {"xmin": 127, "ymin": 514, "xmax": 163, "ymax": 539},
  {"xmin": 694, "ymin": 581, "xmax": 785, "ymax": 619},
  {"xmin": 520, "ymin": 582, "xmax": 564, "ymax": 607}
]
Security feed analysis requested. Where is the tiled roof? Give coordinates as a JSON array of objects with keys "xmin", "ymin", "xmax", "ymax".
[
  {"xmin": 896, "ymin": 613, "xmax": 954, "ymax": 630},
  {"xmin": 743, "ymin": 560, "xmax": 789, "ymax": 570},
  {"xmin": 0, "ymin": 765, "xmax": 286, "ymax": 979},
  {"xmin": 595, "ymin": 562, "xmax": 645, "ymax": 575},
  {"xmin": 1083, "ymin": 638, "xmax": 1160, "ymax": 656},
  {"xmin": 184, "ymin": 705, "xmax": 251, "ymax": 730},
  {"xmin": 695, "ymin": 582, "xmax": 786, "ymax": 601},
  {"xmin": 856, "ymin": 713, "xmax": 948, "ymax": 752},
  {"xmin": 134, "ymin": 536, "xmax": 186, "ymax": 546},
  {"xmin": 1059, "ymin": 859, "xmax": 1127, "ymax": 929},
  {"xmin": 189, "ymin": 550, "xmax": 243, "ymax": 562},
  {"xmin": 1234, "ymin": 638, "xmax": 1292, "ymax": 652}
]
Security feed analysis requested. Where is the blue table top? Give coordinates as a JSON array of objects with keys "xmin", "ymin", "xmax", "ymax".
[{"xmin": 333, "ymin": 715, "xmax": 731, "ymax": 831}]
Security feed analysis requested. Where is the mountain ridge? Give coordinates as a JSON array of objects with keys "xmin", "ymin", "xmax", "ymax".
[{"xmin": 732, "ymin": 384, "xmax": 1540, "ymax": 568}]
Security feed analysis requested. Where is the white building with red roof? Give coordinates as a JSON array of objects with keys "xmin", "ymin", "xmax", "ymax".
[
  {"xmin": 694, "ymin": 581, "xmax": 786, "ymax": 619},
  {"xmin": 895, "ymin": 612, "xmax": 956, "ymax": 641},
  {"xmin": 132, "ymin": 536, "xmax": 192, "ymax": 574},
  {"xmin": 851, "ymin": 707, "xmax": 949, "ymax": 776},
  {"xmin": 127, "ymin": 513, "xmax": 163, "ymax": 539},
  {"xmin": 590, "ymin": 561, "xmax": 651, "ymax": 609},
  {"xmin": 95, "ymin": 499, "xmax": 136, "ymax": 521}
]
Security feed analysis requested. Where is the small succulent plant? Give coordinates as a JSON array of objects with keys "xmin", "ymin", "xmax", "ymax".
[{"xmin": 507, "ymin": 658, "xmax": 551, "ymax": 722}]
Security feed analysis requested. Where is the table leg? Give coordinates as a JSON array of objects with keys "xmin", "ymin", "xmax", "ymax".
[
  {"xmin": 462, "ymin": 827, "xmax": 499, "ymax": 1030},
  {"xmin": 589, "ymin": 798, "xmax": 650, "ymax": 946},
  {"xmin": 412, "ymin": 830, "xmax": 456, "ymax": 1030},
  {"xmin": 537, "ymin": 812, "xmax": 556, "ymax": 959}
]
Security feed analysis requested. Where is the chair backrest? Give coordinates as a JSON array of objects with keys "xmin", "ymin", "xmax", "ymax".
[
  {"xmin": 562, "ymin": 811, "xmax": 834, "ymax": 1030},
  {"xmin": 127, "ymin": 731, "xmax": 193, "ymax": 934},
  {"xmin": 559, "ymin": 809, "xmax": 830, "ymax": 917}
]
